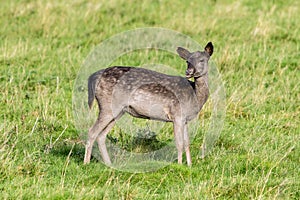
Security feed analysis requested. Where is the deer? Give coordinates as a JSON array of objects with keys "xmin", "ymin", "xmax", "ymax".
[{"xmin": 84, "ymin": 42, "xmax": 213, "ymax": 166}]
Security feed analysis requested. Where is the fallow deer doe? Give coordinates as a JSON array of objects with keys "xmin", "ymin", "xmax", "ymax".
[{"xmin": 84, "ymin": 42, "xmax": 213, "ymax": 166}]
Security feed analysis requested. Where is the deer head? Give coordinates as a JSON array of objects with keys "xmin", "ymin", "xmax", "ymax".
[{"xmin": 177, "ymin": 42, "xmax": 214, "ymax": 78}]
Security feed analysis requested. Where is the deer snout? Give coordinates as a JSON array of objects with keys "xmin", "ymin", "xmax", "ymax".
[{"xmin": 186, "ymin": 68, "xmax": 194, "ymax": 78}]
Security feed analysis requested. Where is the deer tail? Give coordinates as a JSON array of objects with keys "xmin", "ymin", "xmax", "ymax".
[{"xmin": 88, "ymin": 71, "xmax": 102, "ymax": 109}]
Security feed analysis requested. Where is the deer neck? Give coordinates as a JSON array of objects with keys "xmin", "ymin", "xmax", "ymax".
[{"xmin": 194, "ymin": 74, "xmax": 209, "ymax": 108}]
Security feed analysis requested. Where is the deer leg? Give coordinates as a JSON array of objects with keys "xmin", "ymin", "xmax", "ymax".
[
  {"xmin": 95, "ymin": 120, "xmax": 116, "ymax": 165},
  {"xmin": 183, "ymin": 123, "xmax": 192, "ymax": 166},
  {"xmin": 84, "ymin": 114, "xmax": 114, "ymax": 164},
  {"xmin": 173, "ymin": 119, "xmax": 184, "ymax": 164}
]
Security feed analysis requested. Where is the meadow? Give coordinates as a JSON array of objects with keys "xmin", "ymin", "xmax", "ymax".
[{"xmin": 0, "ymin": 0, "xmax": 299, "ymax": 199}]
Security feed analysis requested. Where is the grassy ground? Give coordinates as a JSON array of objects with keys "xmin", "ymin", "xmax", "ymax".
[{"xmin": 1, "ymin": 0, "xmax": 299, "ymax": 199}]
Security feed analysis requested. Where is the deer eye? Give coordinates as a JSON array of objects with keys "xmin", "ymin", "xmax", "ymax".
[{"xmin": 199, "ymin": 59, "xmax": 204, "ymax": 62}]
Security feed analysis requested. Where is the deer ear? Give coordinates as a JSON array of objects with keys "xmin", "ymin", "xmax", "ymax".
[
  {"xmin": 204, "ymin": 42, "xmax": 214, "ymax": 56},
  {"xmin": 176, "ymin": 47, "xmax": 191, "ymax": 60}
]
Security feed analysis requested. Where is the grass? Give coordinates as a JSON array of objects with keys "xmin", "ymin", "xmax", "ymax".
[{"xmin": 1, "ymin": 0, "xmax": 299, "ymax": 199}]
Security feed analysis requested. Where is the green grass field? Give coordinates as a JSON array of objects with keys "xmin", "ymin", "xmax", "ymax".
[{"xmin": 1, "ymin": 0, "xmax": 299, "ymax": 199}]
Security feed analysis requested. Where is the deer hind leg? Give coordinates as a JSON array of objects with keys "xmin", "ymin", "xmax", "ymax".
[
  {"xmin": 173, "ymin": 119, "xmax": 184, "ymax": 164},
  {"xmin": 84, "ymin": 112, "xmax": 115, "ymax": 164},
  {"xmin": 95, "ymin": 120, "xmax": 116, "ymax": 165},
  {"xmin": 183, "ymin": 123, "xmax": 192, "ymax": 166}
]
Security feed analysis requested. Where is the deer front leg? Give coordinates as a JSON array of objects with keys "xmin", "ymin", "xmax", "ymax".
[
  {"xmin": 183, "ymin": 123, "xmax": 192, "ymax": 166},
  {"xmin": 173, "ymin": 119, "xmax": 184, "ymax": 164}
]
